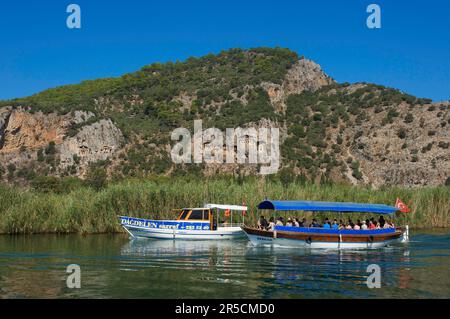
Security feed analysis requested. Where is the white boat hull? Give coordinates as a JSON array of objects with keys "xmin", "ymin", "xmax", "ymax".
[
  {"xmin": 245, "ymin": 233, "xmax": 404, "ymax": 250},
  {"xmin": 123, "ymin": 225, "xmax": 245, "ymax": 240}
]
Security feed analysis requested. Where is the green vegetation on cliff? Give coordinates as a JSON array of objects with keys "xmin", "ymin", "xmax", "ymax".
[
  {"xmin": 1, "ymin": 47, "xmax": 297, "ymax": 117},
  {"xmin": 0, "ymin": 47, "xmax": 448, "ymax": 187}
]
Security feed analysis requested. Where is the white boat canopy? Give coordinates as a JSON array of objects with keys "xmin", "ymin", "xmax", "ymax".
[{"xmin": 204, "ymin": 204, "xmax": 248, "ymax": 211}]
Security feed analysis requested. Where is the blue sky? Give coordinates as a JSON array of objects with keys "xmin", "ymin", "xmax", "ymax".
[{"xmin": 0, "ymin": 0, "xmax": 449, "ymax": 101}]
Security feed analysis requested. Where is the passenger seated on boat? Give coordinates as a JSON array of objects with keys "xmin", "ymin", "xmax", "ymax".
[
  {"xmin": 374, "ymin": 221, "xmax": 381, "ymax": 229},
  {"xmin": 332, "ymin": 219, "xmax": 339, "ymax": 230},
  {"xmin": 276, "ymin": 217, "xmax": 284, "ymax": 226},
  {"xmin": 361, "ymin": 220, "xmax": 368, "ymax": 230},
  {"xmin": 383, "ymin": 221, "xmax": 393, "ymax": 229},
  {"xmin": 357, "ymin": 219, "xmax": 362, "ymax": 228},
  {"xmin": 299, "ymin": 218, "xmax": 307, "ymax": 227},
  {"xmin": 345, "ymin": 224, "xmax": 353, "ymax": 230},
  {"xmin": 379, "ymin": 216, "xmax": 386, "ymax": 228},
  {"xmin": 369, "ymin": 221, "xmax": 376, "ymax": 230},
  {"xmin": 293, "ymin": 218, "xmax": 300, "ymax": 227},
  {"xmin": 354, "ymin": 223, "xmax": 361, "ymax": 230},
  {"xmin": 310, "ymin": 219, "xmax": 320, "ymax": 228},
  {"xmin": 348, "ymin": 219, "xmax": 355, "ymax": 229},
  {"xmin": 322, "ymin": 218, "xmax": 331, "ymax": 229},
  {"xmin": 258, "ymin": 215, "xmax": 269, "ymax": 230},
  {"xmin": 268, "ymin": 217, "xmax": 276, "ymax": 231},
  {"xmin": 286, "ymin": 218, "xmax": 293, "ymax": 226}
]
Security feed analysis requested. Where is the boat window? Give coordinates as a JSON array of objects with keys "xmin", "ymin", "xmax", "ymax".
[
  {"xmin": 179, "ymin": 209, "xmax": 190, "ymax": 220},
  {"xmin": 188, "ymin": 209, "xmax": 208, "ymax": 220}
]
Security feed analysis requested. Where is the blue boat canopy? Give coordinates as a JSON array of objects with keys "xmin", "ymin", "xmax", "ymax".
[{"xmin": 258, "ymin": 200, "xmax": 398, "ymax": 215}]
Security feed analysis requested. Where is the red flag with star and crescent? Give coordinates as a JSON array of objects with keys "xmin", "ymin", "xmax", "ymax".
[{"xmin": 395, "ymin": 198, "xmax": 410, "ymax": 213}]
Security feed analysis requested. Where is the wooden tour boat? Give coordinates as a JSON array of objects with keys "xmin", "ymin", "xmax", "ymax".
[
  {"xmin": 119, "ymin": 203, "xmax": 247, "ymax": 240},
  {"xmin": 242, "ymin": 200, "xmax": 410, "ymax": 249}
]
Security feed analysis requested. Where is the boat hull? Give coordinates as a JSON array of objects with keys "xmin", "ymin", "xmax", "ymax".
[
  {"xmin": 124, "ymin": 225, "xmax": 245, "ymax": 240},
  {"xmin": 242, "ymin": 226, "xmax": 404, "ymax": 249}
]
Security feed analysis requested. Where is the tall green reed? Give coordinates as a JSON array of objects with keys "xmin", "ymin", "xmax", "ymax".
[{"xmin": 0, "ymin": 179, "xmax": 448, "ymax": 234}]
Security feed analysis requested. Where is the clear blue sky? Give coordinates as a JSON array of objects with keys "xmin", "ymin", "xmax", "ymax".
[{"xmin": 0, "ymin": 0, "xmax": 449, "ymax": 101}]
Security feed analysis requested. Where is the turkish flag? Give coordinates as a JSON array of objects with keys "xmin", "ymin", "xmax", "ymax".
[
  {"xmin": 242, "ymin": 201, "xmax": 247, "ymax": 216},
  {"xmin": 395, "ymin": 198, "xmax": 411, "ymax": 213}
]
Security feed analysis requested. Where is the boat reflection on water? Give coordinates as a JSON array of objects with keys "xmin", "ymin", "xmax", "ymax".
[
  {"xmin": 257, "ymin": 245, "xmax": 414, "ymax": 298},
  {"xmin": 119, "ymin": 238, "xmax": 414, "ymax": 298},
  {"xmin": 119, "ymin": 238, "xmax": 250, "ymax": 271},
  {"xmin": 121, "ymin": 237, "xmax": 248, "ymax": 256}
]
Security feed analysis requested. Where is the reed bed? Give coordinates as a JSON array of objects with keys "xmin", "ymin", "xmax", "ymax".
[{"xmin": 0, "ymin": 178, "xmax": 448, "ymax": 234}]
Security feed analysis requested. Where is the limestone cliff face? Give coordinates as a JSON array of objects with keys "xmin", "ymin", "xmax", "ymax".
[
  {"xmin": 0, "ymin": 107, "xmax": 12, "ymax": 148},
  {"xmin": 284, "ymin": 58, "xmax": 335, "ymax": 94},
  {"xmin": 349, "ymin": 101, "xmax": 449, "ymax": 188},
  {"xmin": 0, "ymin": 107, "xmax": 124, "ymax": 178},
  {"xmin": 59, "ymin": 119, "xmax": 124, "ymax": 174},
  {"xmin": 262, "ymin": 58, "xmax": 335, "ymax": 112},
  {"xmin": 0, "ymin": 52, "xmax": 448, "ymax": 188},
  {"xmin": 0, "ymin": 108, "xmax": 67, "ymax": 154}
]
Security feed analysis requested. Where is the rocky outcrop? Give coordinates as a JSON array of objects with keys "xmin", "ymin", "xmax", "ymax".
[
  {"xmin": 350, "ymin": 102, "xmax": 449, "ymax": 188},
  {"xmin": 0, "ymin": 108, "xmax": 68, "ymax": 154},
  {"xmin": 59, "ymin": 119, "xmax": 124, "ymax": 173},
  {"xmin": 0, "ymin": 106, "xmax": 124, "ymax": 179},
  {"xmin": 0, "ymin": 50, "xmax": 447, "ymax": 188},
  {"xmin": 0, "ymin": 107, "xmax": 12, "ymax": 148},
  {"xmin": 284, "ymin": 58, "xmax": 335, "ymax": 94},
  {"xmin": 262, "ymin": 58, "xmax": 335, "ymax": 112}
]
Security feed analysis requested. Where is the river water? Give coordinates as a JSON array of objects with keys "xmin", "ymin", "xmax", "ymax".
[{"xmin": 0, "ymin": 229, "xmax": 448, "ymax": 299}]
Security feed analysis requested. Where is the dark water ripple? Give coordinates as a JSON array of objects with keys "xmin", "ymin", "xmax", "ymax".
[{"xmin": 0, "ymin": 229, "xmax": 449, "ymax": 298}]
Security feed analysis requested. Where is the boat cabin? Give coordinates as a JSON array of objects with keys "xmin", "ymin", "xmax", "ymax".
[
  {"xmin": 177, "ymin": 208, "xmax": 215, "ymax": 229},
  {"xmin": 175, "ymin": 204, "xmax": 248, "ymax": 231}
]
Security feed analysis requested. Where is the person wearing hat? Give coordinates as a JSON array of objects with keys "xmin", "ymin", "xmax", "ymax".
[{"xmin": 361, "ymin": 220, "xmax": 368, "ymax": 230}]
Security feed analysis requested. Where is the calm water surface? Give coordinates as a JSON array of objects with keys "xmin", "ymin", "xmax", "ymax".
[{"xmin": 0, "ymin": 230, "xmax": 449, "ymax": 298}]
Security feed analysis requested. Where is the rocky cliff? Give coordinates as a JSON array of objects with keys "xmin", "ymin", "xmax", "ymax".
[
  {"xmin": 0, "ymin": 108, "xmax": 123, "ymax": 179},
  {"xmin": 0, "ymin": 47, "xmax": 448, "ymax": 187}
]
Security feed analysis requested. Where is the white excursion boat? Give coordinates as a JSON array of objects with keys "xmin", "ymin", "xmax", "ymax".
[{"xmin": 119, "ymin": 204, "xmax": 247, "ymax": 240}]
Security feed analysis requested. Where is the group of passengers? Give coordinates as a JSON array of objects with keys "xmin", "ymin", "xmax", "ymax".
[{"xmin": 258, "ymin": 215, "xmax": 395, "ymax": 231}]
